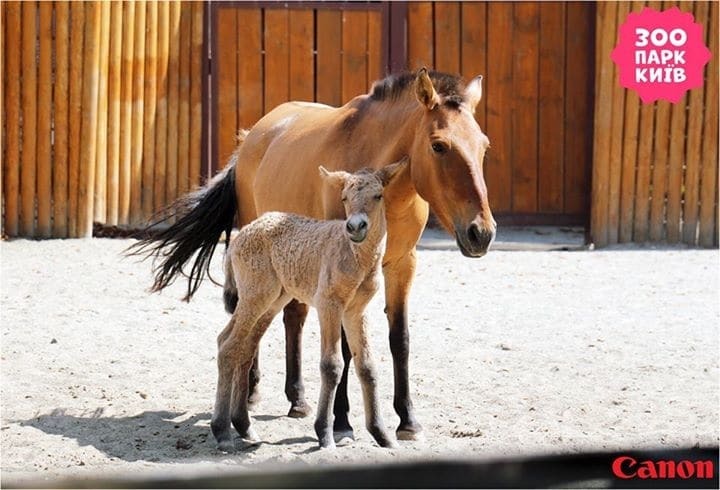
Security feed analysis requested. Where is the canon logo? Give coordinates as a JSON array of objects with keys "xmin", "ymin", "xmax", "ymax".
[{"xmin": 612, "ymin": 456, "xmax": 714, "ymax": 479}]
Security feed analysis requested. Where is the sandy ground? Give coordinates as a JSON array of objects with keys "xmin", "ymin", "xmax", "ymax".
[{"xmin": 1, "ymin": 238, "xmax": 718, "ymax": 485}]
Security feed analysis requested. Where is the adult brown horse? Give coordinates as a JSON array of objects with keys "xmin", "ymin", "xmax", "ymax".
[{"xmin": 131, "ymin": 68, "xmax": 495, "ymax": 441}]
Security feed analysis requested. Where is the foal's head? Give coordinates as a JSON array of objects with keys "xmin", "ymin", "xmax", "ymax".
[{"xmin": 319, "ymin": 158, "xmax": 408, "ymax": 243}]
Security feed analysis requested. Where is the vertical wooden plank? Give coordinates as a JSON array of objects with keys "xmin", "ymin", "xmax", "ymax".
[
  {"xmin": 537, "ymin": 2, "xmax": 565, "ymax": 214},
  {"xmin": 106, "ymin": 1, "xmax": 123, "ymax": 226},
  {"xmin": 154, "ymin": 0, "xmax": 169, "ymax": 211},
  {"xmin": 682, "ymin": 1, "xmax": 708, "ymax": 244},
  {"xmin": 189, "ymin": 1, "xmax": 202, "ymax": 187},
  {"xmin": 485, "ymin": 2, "xmax": 513, "ymax": 213},
  {"xmin": 698, "ymin": 1, "xmax": 718, "ymax": 247},
  {"xmin": 0, "ymin": 2, "xmax": 3, "ymax": 236},
  {"xmin": 619, "ymin": 91, "xmax": 641, "ymax": 243},
  {"xmin": 78, "ymin": 1, "xmax": 102, "ymax": 237},
  {"xmin": 564, "ymin": 3, "xmax": 594, "ymax": 218},
  {"xmin": 407, "ymin": 2, "xmax": 433, "ymax": 70},
  {"xmin": 607, "ymin": 3, "xmax": 631, "ymax": 244},
  {"xmin": 316, "ymin": 10, "xmax": 342, "ymax": 106},
  {"xmin": 142, "ymin": 0, "xmax": 158, "ymax": 220},
  {"xmin": 215, "ymin": 6, "xmax": 238, "ymax": 169},
  {"xmin": 264, "ymin": 9, "xmax": 289, "ymax": 111},
  {"xmin": 21, "ymin": 1, "xmax": 37, "ymax": 236},
  {"xmin": 68, "ymin": 1, "xmax": 84, "ymax": 236},
  {"xmin": 130, "ymin": 0, "xmax": 145, "ymax": 225},
  {"xmin": 166, "ymin": 0, "xmax": 180, "ymax": 205},
  {"xmin": 511, "ymin": 2, "xmax": 539, "ymax": 214},
  {"xmin": 591, "ymin": 1, "xmax": 617, "ymax": 246},
  {"xmin": 434, "ymin": 2, "xmax": 460, "ymax": 74},
  {"xmin": 367, "ymin": 10, "xmax": 383, "ymax": 87},
  {"xmin": 36, "ymin": 1, "xmax": 53, "ymax": 237},
  {"xmin": 289, "ymin": 9, "xmax": 314, "ymax": 101},
  {"xmin": 93, "ymin": 1, "xmax": 111, "ymax": 223},
  {"xmin": 648, "ymin": 102, "xmax": 671, "ymax": 242},
  {"xmin": 3, "ymin": 1, "xmax": 21, "ymax": 237},
  {"xmin": 341, "ymin": 10, "xmax": 368, "ymax": 102},
  {"xmin": 236, "ymin": 8, "xmax": 263, "ymax": 130},
  {"xmin": 177, "ymin": 2, "xmax": 190, "ymax": 195},
  {"xmin": 119, "ymin": 1, "xmax": 135, "ymax": 225},
  {"xmin": 53, "ymin": 2, "xmax": 70, "ymax": 237},
  {"xmin": 461, "ymin": 2, "xmax": 487, "ymax": 129}
]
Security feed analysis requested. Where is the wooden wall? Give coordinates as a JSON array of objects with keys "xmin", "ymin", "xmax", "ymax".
[
  {"xmin": 211, "ymin": 4, "xmax": 385, "ymax": 171},
  {"xmin": 407, "ymin": 2, "xmax": 596, "ymax": 223},
  {"xmin": 592, "ymin": 1, "xmax": 718, "ymax": 247},
  {"xmin": 1, "ymin": 1, "xmax": 204, "ymax": 238}
]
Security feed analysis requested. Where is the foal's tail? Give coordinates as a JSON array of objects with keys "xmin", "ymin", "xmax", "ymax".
[
  {"xmin": 222, "ymin": 253, "xmax": 238, "ymax": 314},
  {"xmin": 126, "ymin": 131, "xmax": 248, "ymax": 302}
]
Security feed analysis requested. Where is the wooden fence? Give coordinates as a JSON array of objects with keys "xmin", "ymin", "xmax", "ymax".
[
  {"xmin": 1, "ymin": 1, "xmax": 204, "ymax": 238},
  {"xmin": 592, "ymin": 1, "xmax": 718, "ymax": 247}
]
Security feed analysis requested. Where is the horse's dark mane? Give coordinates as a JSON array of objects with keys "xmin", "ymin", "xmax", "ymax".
[{"xmin": 369, "ymin": 70, "xmax": 466, "ymax": 108}]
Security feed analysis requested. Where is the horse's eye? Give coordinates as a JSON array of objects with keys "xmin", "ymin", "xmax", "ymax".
[
  {"xmin": 341, "ymin": 196, "xmax": 347, "ymax": 202},
  {"xmin": 431, "ymin": 142, "xmax": 448, "ymax": 155},
  {"xmin": 374, "ymin": 194, "xmax": 382, "ymax": 201}
]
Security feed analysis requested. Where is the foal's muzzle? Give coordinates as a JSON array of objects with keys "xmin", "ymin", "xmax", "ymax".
[
  {"xmin": 455, "ymin": 222, "xmax": 495, "ymax": 257},
  {"xmin": 346, "ymin": 214, "xmax": 368, "ymax": 243}
]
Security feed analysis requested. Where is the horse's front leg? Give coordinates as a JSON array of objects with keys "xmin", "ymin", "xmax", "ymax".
[
  {"xmin": 383, "ymin": 250, "xmax": 423, "ymax": 440},
  {"xmin": 283, "ymin": 299, "xmax": 312, "ymax": 418}
]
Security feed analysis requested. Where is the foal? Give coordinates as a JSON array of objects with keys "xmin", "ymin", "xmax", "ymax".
[{"xmin": 211, "ymin": 159, "xmax": 408, "ymax": 450}]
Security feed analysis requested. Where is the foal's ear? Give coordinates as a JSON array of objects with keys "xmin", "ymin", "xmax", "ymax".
[
  {"xmin": 318, "ymin": 166, "xmax": 348, "ymax": 189},
  {"xmin": 415, "ymin": 67, "xmax": 440, "ymax": 111},
  {"xmin": 464, "ymin": 75, "xmax": 483, "ymax": 116},
  {"xmin": 377, "ymin": 156, "xmax": 409, "ymax": 187}
]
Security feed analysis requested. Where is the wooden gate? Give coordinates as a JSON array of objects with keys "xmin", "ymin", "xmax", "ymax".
[{"xmin": 210, "ymin": 2, "xmax": 389, "ymax": 172}]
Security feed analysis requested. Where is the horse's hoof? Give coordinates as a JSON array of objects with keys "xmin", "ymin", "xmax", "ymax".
[
  {"xmin": 287, "ymin": 402, "xmax": 312, "ymax": 418},
  {"xmin": 216, "ymin": 440, "xmax": 235, "ymax": 452},
  {"xmin": 396, "ymin": 424, "xmax": 424, "ymax": 441},
  {"xmin": 333, "ymin": 429, "xmax": 355, "ymax": 445}
]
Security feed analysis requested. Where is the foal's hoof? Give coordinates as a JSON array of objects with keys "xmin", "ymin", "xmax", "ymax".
[
  {"xmin": 287, "ymin": 402, "xmax": 312, "ymax": 419},
  {"xmin": 333, "ymin": 429, "xmax": 355, "ymax": 445},
  {"xmin": 216, "ymin": 440, "xmax": 235, "ymax": 452},
  {"xmin": 240, "ymin": 427, "xmax": 261, "ymax": 445},
  {"xmin": 396, "ymin": 423, "xmax": 425, "ymax": 441}
]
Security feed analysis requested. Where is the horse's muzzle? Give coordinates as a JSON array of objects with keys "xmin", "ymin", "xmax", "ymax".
[{"xmin": 455, "ymin": 222, "xmax": 495, "ymax": 257}]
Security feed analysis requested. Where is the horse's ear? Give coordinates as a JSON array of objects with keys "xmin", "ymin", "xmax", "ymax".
[
  {"xmin": 415, "ymin": 67, "xmax": 440, "ymax": 110},
  {"xmin": 465, "ymin": 75, "xmax": 483, "ymax": 115},
  {"xmin": 318, "ymin": 166, "xmax": 347, "ymax": 189},
  {"xmin": 377, "ymin": 156, "xmax": 409, "ymax": 187}
]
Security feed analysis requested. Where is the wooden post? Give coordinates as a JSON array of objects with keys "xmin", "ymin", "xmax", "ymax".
[
  {"xmin": 94, "ymin": 1, "xmax": 111, "ymax": 224},
  {"xmin": 3, "ymin": 2, "xmax": 21, "ymax": 237},
  {"xmin": 166, "ymin": 0, "xmax": 181, "ymax": 206},
  {"xmin": 36, "ymin": 1, "xmax": 53, "ymax": 237},
  {"xmin": 142, "ymin": 0, "xmax": 158, "ymax": 221},
  {"xmin": 21, "ymin": 1, "xmax": 38, "ymax": 237},
  {"xmin": 77, "ymin": 1, "xmax": 102, "ymax": 238},
  {"xmin": 189, "ymin": 1, "xmax": 203, "ymax": 187},
  {"xmin": 177, "ymin": 2, "xmax": 191, "ymax": 195},
  {"xmin": 154, "ymin": 0, "xmax": 170, "ymax": 213},
  {"xmin": 119, "ymin": 1, "xmax": 135, "ymax": 225},
  {"xmin": 106, "ymin": 1, "xmax": 123, "ymax": 226},
  {"xmin": 68, "ymin": 1, "xmax": 85, "ymax": 237},
  {"xmin": 129, "ymin": 1, "xmax": 146, "ymax": 225},
  {"xmin": 53, "ymin": 2, "xmax": 70, "ymax": 238}
]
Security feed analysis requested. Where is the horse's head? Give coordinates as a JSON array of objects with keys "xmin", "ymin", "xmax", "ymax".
[
  {"xmin": 408, "ymin": 68, "xmax": 496, "ymax": 257},
  {"xmin": 319, "ymin": 158, "xmax": 408, "ymax": 243}
]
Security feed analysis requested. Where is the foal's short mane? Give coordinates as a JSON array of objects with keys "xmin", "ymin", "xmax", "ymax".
[{"xmin": 369, "ymin": 70, "xmax": 466, "ymax": 109}]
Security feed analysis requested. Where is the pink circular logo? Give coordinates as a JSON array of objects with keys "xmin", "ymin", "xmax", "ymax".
[{"xmin": 611, "ymin": 7, "xmax": 712, "ymax": 103}]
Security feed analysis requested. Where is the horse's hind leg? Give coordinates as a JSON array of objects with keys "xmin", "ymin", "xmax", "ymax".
[
  {"xmin": 283, "ymin": 300, "xmax": 311, "ymax": 418},
  {"xmin": 332, "ymin": 329, "xmax": 354, "ymax": 439}
]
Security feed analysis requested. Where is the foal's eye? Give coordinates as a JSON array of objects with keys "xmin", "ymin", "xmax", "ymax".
[
  {"xmin": 431, "ymin": 142, "xmax": 448, "ymax": 155},
  {"xmin": 374, "ymin": 194, "xmax": 382, "ymax": 201},
  {"xmin": 341, "ymin": 196, "xmax": 347, "ymax": 202}
]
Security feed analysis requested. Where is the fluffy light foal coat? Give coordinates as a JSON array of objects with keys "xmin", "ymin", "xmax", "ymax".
[{"xmin": 212, "ymin": 159, "xmax": 408, "ymax": 450}]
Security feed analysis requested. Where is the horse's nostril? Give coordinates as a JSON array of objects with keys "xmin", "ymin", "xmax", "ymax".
[
  {"xmin": 467, "ymin": 223, "xmax": 493, "ymax": 249},
  {"xmin": 468, "ymin": 223, "xmax": 481, "ymax": 243}
]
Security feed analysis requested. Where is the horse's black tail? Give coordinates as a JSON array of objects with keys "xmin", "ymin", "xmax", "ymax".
[{"xmin": 126, "ymin": 140, "xmax": 244, "ymax": 302}]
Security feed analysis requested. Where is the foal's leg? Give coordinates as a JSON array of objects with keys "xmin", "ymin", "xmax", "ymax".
[
  {"xmin": 383, "ymin": 252, "xmax": 423, "ymax": 440},
  {"xmin": 283, "ymin": 300, "xmax": 311, "ymax": 418},
  {"xmin": 314, "ymin": 303, "xmax": 343, "ymax": 448},
  {"xmin": 343, "ymin": 312, "xmax": 396, "ymax": 448}
]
